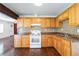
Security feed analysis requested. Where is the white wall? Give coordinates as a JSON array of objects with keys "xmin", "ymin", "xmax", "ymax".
[{"xmin": 0, "ymin": 20, "xmax": 14, "ymax": 39}]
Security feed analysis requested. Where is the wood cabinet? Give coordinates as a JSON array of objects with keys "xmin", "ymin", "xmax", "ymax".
[
  {"xmin": 55, "ymin": 18, "xmax": 63, "ymax": 28},
  {"xmin": 14, "ymin": 35, "xmax": 22, "ymax": 48},
  {"xmin": 22, "ymin": 35, "xmax": 30, "ymax": 48},
  {"xmin": 58, "ymin": 14, "xmax": 63, "ymax": 21},
  {"xmin": 32, "ymin": 18, "xmax": 47, "ymax": 28},
  {"xmin": 52, "ymin": 35, "xmax": 56, "ymax": 48},
  {"xmin": 17, "ymin": 18, "xmax": 52, "ymax": 28},
  {"xmin": 23, "ymin": 18, "xmax": 32, "ymax": 28},
  {"xmin": 75, "ymin": 3, "xmax": 79, "ymax": 26},
  {"xmin": 63, "ymin": 9, "xmax": 69, "ymax": 20},
  {"xmin": 69, "ymin": 4, "xmax": 76, "ymax": 27},
  {"xmin": 41, "ymin": 19, "xmax": 46, "ymax": 28},
  {"xmin": 14, "ymin": 35, "xmax": 30, "ymax": 48},
  {"xmin": 17, "ymin": 18, "xmax": 23, "ymax": 28},
  {"xmin": 47, "ymin": 35, "xmax": 53, "ymax": 47},
  {"xmin": 42, "ymin": 35, "xmax": 48, "ymax": 47},
  {"xmin": 42, "ymin": 34, "xmax": 54, "ymax": 47},
  {"xmin": 52, "ymin": 35, "xmax": 71, "ymax": 56},
  {"xmin": 62, "ymin": 39, "xmax": 71, "ymax": 56},
  {"xmin": 45, "ymin": 18, "xmax": 51, "ymax": 28},
  {"xmin": 50, "ymin": 18, "xmax": 56, "ymax": 28},
  {"xmin": 32, "ymin": 18, "xmax": 41, "ymax": 24}
]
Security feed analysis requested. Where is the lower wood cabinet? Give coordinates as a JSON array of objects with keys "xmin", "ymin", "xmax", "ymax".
[
  {"xmin": 14, "ymin": 35, "xmax": 30, "ymax": 48},
  {"xmin": 14, "ymin": 35, "xmax": 22, "ymax": 48},
  {"xmin": 47, "ymin": 35, "xmax": 53, "ymax": 47},
  {"xmin": 42, "ymin": 35, "xmax": 48, "ymax": 47},
  {"xmin": 52, "ymin": 35, "xmax": 71, "ymax": 56},
  {"xmin": 14, "ymin": 34, "xmax": 71, "ymax": 56},
  {"xmin": 21, "ymin": 35, "xmax": 30, "ymax": 48},
  {"xmin": 42, "ymin": 34, "xmax": 53, "ymax": 47}
]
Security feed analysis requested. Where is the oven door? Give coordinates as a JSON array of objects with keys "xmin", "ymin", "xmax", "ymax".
[{"xmin": 30, "ymin": 35, "xmax": 41, "ymax": 45}]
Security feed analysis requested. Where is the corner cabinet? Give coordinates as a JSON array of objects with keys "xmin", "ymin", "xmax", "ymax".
[
  {"xmin": 52, "ymin": 35, "xmax": 71, "ymax": 56},
  {"xmin": 55, "ymin": 18, "xmax": 63, "ymax": 28}
]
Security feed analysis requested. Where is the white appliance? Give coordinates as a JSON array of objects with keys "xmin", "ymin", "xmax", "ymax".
[{"xmin": 30, "ymin": 24, "xmax": 41, "ymax": 48}]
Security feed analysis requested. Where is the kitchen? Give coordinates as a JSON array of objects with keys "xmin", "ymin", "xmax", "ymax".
[{"xmin": 0, "ymin": 3, "xmax": 79, "ymax": 56}]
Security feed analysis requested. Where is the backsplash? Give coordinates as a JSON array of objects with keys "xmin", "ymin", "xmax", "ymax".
[
  {"xmin": 17, "ymin": 28, "xmax": 55, "ymax": 34},
  {"xmin": 55, "ymin": 20, "xmax": 79, "ymax": 35}
]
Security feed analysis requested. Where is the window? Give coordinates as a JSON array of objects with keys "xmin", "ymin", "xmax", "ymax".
[{"xmin": 0, "ymin": 24, "xmax": 4, "ymax": 33}]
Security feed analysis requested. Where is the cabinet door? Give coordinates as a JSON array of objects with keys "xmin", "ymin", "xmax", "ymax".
[
  {"xmin": 24, "ymin": 18, "xmax": 32, "ymax": 28},
  {"xmin": 22, "ymin": 35, "xmax": 30, "ymax": 48},
  {"xmin": 56, "ymin": 18, "xmax": 63, "ymax": 28},
  {"xmin": 62, "ymin": 39, "xmax": 71, "ymax": 56},
  {"xmin": 75, "ymin": 4, "xmax": 79, "ymax": 26},
  {"xmin": 59, "ymin": 14, "xmax": 63, "ymax": 21},
  {"xmin": 42, "ymin": 35, "xmax": 48, "ymax": 47},
  {"xmin": 45, "ymin": 18, "xmax": 51, "ymax": 28},
  {"xmin": 33, "ymin": 18, "xmax": 41, "ymax": 24},
  {"xmin": 17, "ymin": 18, "xmax": 23, "ymax": 28},
  {"xmin": 64, "ymin": 46, "xmax": 71, "ymax": 56},
  {"xmin": 50, "ymin": 18, "xmax": 56, "ymax": 28},
  {"xmin": 41, "ymin": 19, "xmax": 47, "ymax": 28},
  {"xmin": 63, "ymin": 9, "xmax": 69, "ymax": 20},
  {"xmin": 14, "ymin": 35, "xmax": 21, "ymax": 48},
  {"xmin": 69, "ymin": 5, "xmax": 76, "ymax": 27},
  {"xmin": 47, "ymin": 35, "xmax": 53, "ymax": 47}
]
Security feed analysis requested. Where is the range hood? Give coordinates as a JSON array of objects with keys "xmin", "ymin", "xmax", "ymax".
[{"xmin": 31, "ymin": 24, "xmax": 41, "ymax": 27}]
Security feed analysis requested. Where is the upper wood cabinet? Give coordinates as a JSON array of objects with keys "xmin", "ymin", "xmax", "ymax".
[
  {"xmin": 58, "ymin": 14, "xmax": 63, "ymax": 21},
  {"xmin": 63, "ymin": 9, "xmax": 69, "ymax": 20},
  {"xmin": 50, "ymin": 18, "xmax": 56, "ymax": 28},
  {"xmin": 69, "ymin": 3, "xmax": 79, "ymax": 27},
  {"xmin": 41, "ymin": 19, "xmax": 47, "ymax": 28},
  {"xmin": 69, "ymin": 4, "xmax": 76, "ymax": 27},
  {"xmin": 17, "ymin": 18, "xmax": 53, "ymax": 28},
  {"xmin": 75, "ymin": 3, "xmax": 79, "ymax": 26},
  {"xmin": 23, "ymin": 18, "xmax": 32, "ymax": 28},
  {"xmin": 44, "ymin": 18, "xmax": 51, "ymax": 28},
  {"xmin": 32, "ymin": 18, "xmax": 41, "ymax": 24},
  {"xmin": 17, "ymin": 18, "xmax": 24, "ymax": 28},
  {"xmin": 55, "ymin": 17, "xmax": 63, "ymax": 28}
]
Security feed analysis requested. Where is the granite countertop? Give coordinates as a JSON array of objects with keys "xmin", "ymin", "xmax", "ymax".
[
  {"xmin": 54, "ymin": 33, "xmax": 79, "ymax": 42},
  {"xmin": 42, "ymin": 32, "xmax": 79, "ymax": 42},
  {"xmin": 16, "ymin": 32, "xmax": 79, "ymax": 42}
]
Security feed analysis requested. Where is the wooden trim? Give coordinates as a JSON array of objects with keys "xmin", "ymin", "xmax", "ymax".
[
  {"xmin": 0, "ymin": 3, "xmax": 19, "ymax": 19},
  {"xmin": 14, "ymin": 24, "xmax": 17, "ymax": 34}
]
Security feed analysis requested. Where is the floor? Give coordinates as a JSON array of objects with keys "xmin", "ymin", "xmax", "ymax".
[{"xmin": 0, "ymin": 36, "xmax": 60, "ymax": 56}]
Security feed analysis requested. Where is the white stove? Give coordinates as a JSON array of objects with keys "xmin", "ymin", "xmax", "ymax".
[{"xmin": 30, "ymin": 30, "xmax": 41, "ymax": 48}]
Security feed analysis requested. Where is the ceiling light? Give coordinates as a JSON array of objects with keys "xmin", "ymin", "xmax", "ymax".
[{"xmin": 34, "ymin": 3, "xmax": 42, "ymax": 6}]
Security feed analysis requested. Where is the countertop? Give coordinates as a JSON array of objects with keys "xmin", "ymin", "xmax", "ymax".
[{"xmin": 15, "ymin": 32, "xmax": 79, "ymax": 42}]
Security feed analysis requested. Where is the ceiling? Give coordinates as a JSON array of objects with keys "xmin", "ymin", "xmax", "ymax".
[{"xmin": 3, "ymin": 3, "xmax": 73, "ymax": 17}]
